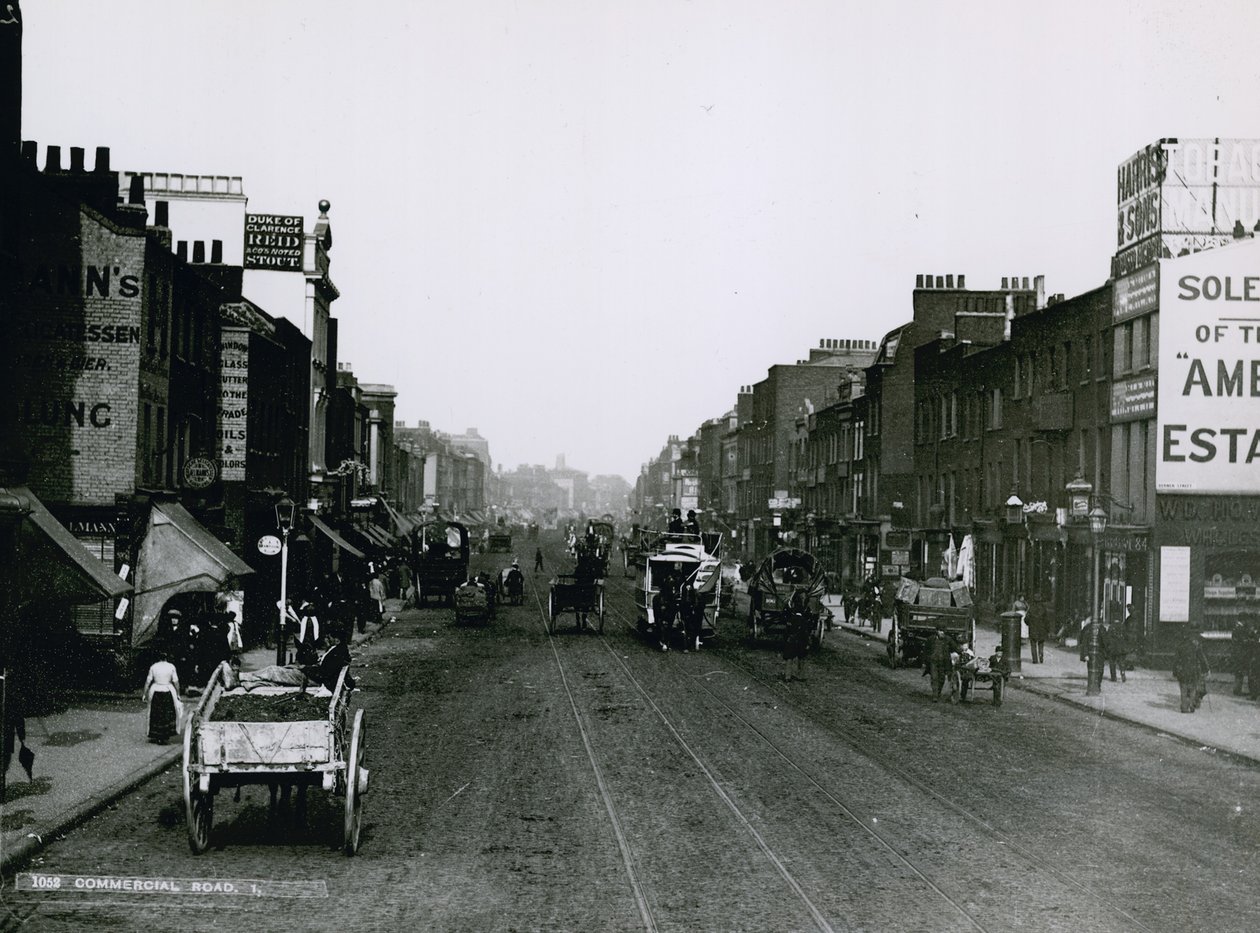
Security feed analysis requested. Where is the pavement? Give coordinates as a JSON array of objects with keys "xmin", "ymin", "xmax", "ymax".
[
  {"xmin": 6, "ymin": 590, "xmax": 1260, "ymax": 875},
  {"xmin": 0, "ymin": 599, "xmax": 405, "ymax": 875},
  {"xmin": 817, "ymin": 593, "xmax": 1260, "ymax": 766}
]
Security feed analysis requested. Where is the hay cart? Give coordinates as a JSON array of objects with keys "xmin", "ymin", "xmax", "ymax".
[
  {"xmin": 886, "ymin": 576, "xmax": 976, "ymax": 669},
  {"xmin": 181, "ymin": 662, "xmax": 368, "ymax": 856}
]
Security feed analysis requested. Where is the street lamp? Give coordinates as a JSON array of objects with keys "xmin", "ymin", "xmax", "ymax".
[
  {"xmin": 1086, "ymin": 504, "xmax": 1109, "ymax": 696},
  {"xmin": 274, "ymin": 496, "xmax": 296, "ymax": 665}
]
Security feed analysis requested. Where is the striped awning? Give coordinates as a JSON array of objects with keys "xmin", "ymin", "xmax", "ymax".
[
  {"xmin": 380, "ymin": 498, "xmax": 416, "ymax": 537},
  {"xmin": 365, "ymin": 523, "xmax": 396, "ymax": 547}
]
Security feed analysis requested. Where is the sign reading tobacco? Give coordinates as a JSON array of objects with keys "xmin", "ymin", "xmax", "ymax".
[{"xmin": 243, "ymin": 214, "xmax": 304, "ymax": 270}]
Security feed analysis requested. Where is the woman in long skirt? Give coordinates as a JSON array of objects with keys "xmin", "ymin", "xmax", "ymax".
[{"xmin": 143, "ymin": 654, "xmax": 182, "ymax": 744}]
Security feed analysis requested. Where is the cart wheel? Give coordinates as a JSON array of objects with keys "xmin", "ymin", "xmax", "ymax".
[
  {"xmin": 597, "ymin": 591, "xmax": 605, "ymax": 634},
  {"xmin": 960, "ymin": 678, "xmax": 971, "ymax": 702},
  {"xmin": 344, "ymin": 709, "xmax": 367, "ymax": 855},
  {"xmin": 547, "ymin": 591, "xmax": 555, "ymax": 633},
  {"xmin": 992, "ymin": 676, "xmax": 1004, "ymax": 707},
  {"xmin": 183, "ymin": 724, "xmax": 213, "ymax": 855},
  {"xmin": 752, "ymin": 610, "xmax": 763, "ymax": 641}
]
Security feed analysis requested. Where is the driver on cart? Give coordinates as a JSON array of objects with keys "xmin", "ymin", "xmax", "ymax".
[{"xmin": 228, "ymin": 627, "xmax": 355, "ymax": 692}]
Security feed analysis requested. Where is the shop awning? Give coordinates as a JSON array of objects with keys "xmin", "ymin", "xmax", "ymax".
[
  {"xmin": 9, "ymin": 486, "xmax": 132, "ymax": 607},
  {"xmin": 380, "ymin": 498, "xmax": 416, "ymax": 537},
  {"xmin": 366, "ymin": 523, "xmax": 397, "ymax": 547},
  {"xmin": 131, "ymin": 501, "xmax": 254, "ymax": 647},
  {"xmin": 309, "ymin": 514, "xmax": 367, "ymax": 560}
]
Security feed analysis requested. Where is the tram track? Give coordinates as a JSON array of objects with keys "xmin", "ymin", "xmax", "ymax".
[{"xmin": 596, "ymin": 569, "xmax": 1155, "ymax": 933}]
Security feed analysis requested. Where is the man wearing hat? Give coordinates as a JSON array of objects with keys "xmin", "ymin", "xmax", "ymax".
[
  {"xmin": 684, "ymin": 510, "xmax": 701, "ymax": 538},
  {"xmin": 666, "ymin": 509, "xmax": 685, "ymax": 537}
]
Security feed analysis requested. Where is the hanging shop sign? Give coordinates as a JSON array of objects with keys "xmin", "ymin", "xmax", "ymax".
[
  {"xmin": 182, "ymin": 457, "xmax": 217, "ymax": 490},
  {"xmin": 257, "ymin": 535, "xmax": 282, "ymax": 556}
]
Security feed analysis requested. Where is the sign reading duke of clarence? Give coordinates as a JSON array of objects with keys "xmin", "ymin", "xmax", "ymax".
[
  {"xmin": 218, "ymin": 334, "xmax": 248, "ymax": 481},
  {"xmin": 243, "ymin": 214, "xmax": 303, "ymax": 270},
  {"xmin": 1157, "ymin": 236, "xmax": 1260, "ymax": 494}
]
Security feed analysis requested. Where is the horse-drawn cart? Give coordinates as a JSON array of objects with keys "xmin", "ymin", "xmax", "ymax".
[
  {"xmin": 547, "ymin": 574, "xmax": 605, "ymax": 634},
  {"xmin": 887, "ymin": 576, "xmax": 975, "ymax": 669},
  {"xmin": 181, "ymin": 661, "xmax": 368, "ymax": 855},
  {"xmin": 454, "ymin": 582, "xmax": 493, "ymax": 624}
]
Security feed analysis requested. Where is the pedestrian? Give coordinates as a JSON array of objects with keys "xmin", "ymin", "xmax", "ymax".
[
  {"xmin": 1102, "ymin": 619, "xmax": 1128, "ymax": 683},
  {"xmin": 1, "ymin": 677, "xmax": 32, "ymax": 802},
  {"xmin": 398, "ymin": 562, "xmax": 414, "ymax": 608},
  {"xmin": 862, "ymin": 577, "xmax": 883, "ymax": 634},
  {"xmin": 534, "ymin": 547, "xmax": 545, "ymax": 572},
  {"xmin": 842, "ymin": 586, "xmax": 857, "ymax": 626},
  {"xmin": 925, "ymin": 627, "xmax": 959, "ymax": 703},
  {"xmin": 224, "ymin": 609, "xmax": 244, "ymax": 670},
  {"xmin": 1026, "ymin": 598, "xmax": 1051, "ymax": 664},
  {"xmin": 142, "ymin": 650, "xmax": 182, "ymax": 744},
  {"xmin": 680, "ymin": 582, "xmax": 705, "ymax": 652},
  {"xmin": 1232, "ymin": 612, "xmax": 1256, "ymax": 696},
  {"xmin": 367, "ymin": 571, "xmax": 386, "ymax": 617},
  {"xmin": 782, "ymin": 590, "xmax": 812, "ymax": 680},
  {"xmin": 1173, "ymin": 626, "xmax": 1210, "ymax": 713},
  {"xmin": 987, "ymin": 643, "xmax": 1011, "ymax": 707},
  {"xmin": 1012, "ymin": 592, "xmax": 1029, "ymax": 646}
]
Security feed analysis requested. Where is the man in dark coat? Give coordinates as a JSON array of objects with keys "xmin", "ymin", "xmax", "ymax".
[
  {"xmin": 1173, "ymin": 627, "xmax": 1210, "ymax": 713},
  {"xmin": 666, "ymin": 509, "xmax": 685, "ymax": 536},
  {"xmin": 925, "ymin": 628, "xmax": 960, "ymax": 702},
  {"xmin": 1101, "ymin": 620, "xmax": 1128, "ymax": 683}
]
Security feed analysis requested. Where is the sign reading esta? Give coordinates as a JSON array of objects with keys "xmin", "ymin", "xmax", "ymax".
[{"xmin": 1157, "ymin": 238, "xmax": 1260, "ymax": 494}]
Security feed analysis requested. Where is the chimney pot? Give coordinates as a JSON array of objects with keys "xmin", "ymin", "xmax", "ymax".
[
  {"xmin": 20, "ymin": 140, "xmax": 36, "ymax": 163},
  {"xmin": 192, "ymin": 241, "xmax": 206, "ymax": 263},
  {"xmin": 211, "ymin": 240, "xmax": 223, "ymax": 263},
  {"xmin": 1022, "ymin": 276, "xmax": 1030, "ymax": 290},
  {"xmin": 958, "ymin": 274, "xmax": 965, "ymax": 288},
  {"xmin": 176, "ymin": 241, "xmax": 188, "ymax": 261},
  {"xmin": 946, "ymin": 274, "xmax": 954, "ymax": 288},
  {"xmin": 69, "ymin": 147, "xmax": 85, "ymax": 172},
  {"xmin": 45, "ymin": 145, "xmax": 61, "ymax": 172},
  {"xmin": 154, "ymin": 200, "xmax": 169, "ymax": 227},
  {"xmin": 935, "ymin": 275, "xmax": 944, "ymax": 288},
  {"xmin": 128, "ymin": 174, "xmax": 145, "ymax": 205},
  {"xmin": 916, "ymin": 274, "xmax": 924, "ymax": 287},
  {"xmin": 1001, "ymin": 277, "xmax": 1008, "ymax": 289},
  {"xmin": 95, "ymin": 146, "xmax": 111, "ymax": 172}
]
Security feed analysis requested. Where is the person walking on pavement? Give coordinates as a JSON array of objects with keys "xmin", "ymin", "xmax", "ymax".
[
  {"xmin": 534, "ymin": 547, "xmax": 545, "ymax": 573},
  {"xmin": 782, "ymin": 589, "xmax": 813, "ymax": 681},
  {"xmin": 368, "ymin": 571, "xmax": 386, "ymax": 617},
  {"xmin": 1173, "ymin": 626, "xmax": 1210, "ymax": 713},
  {"xmin": 1026, "ymin": 598, "xmax": 1052, "ymax": 664},
  {"xmin": 1102, "ymin": 619, "xmax": 1128, "ymax": 683},
  {"xmin": 142, "ymin": 650, "xmax": 182, "ymax": 743},
  {"xmin": 1232, "ymin": 612, "xmax": 1257, "ymax": 696},
  {"xmin": 2, "ymin": 676, "xmax": 31, "ymax": 800}
]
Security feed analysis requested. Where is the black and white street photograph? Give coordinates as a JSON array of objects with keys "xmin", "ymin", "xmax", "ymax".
[{"xmin": 5, "ymin": 1, "xmax": 1260, "ymax": 930}]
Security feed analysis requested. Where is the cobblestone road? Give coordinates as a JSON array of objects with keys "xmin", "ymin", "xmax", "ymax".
[{"xmin": 5, "ymin": 542, "xmax": 1260, "ymax": 932}]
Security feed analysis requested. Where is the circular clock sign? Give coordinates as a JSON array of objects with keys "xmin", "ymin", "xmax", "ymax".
[
  {"xmin": 182, "ymin": 457, "xmax": 217, "ymax": 489},
  {"xmin": 257, "ymin": 534, "xmax": 282, "ymax": 556}
]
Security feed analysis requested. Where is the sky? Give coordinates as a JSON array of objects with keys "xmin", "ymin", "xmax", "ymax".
[{"xmin": 18, "ymin": 1, "xmax": 1260, "ymax": 482}]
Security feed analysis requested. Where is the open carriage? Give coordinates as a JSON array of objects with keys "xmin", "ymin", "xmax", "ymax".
[
  {"xmin": 745, "ymin": 548, "xmax": 831, "ymax": 650},
  {"xmin": 181, "ymin": 661, "xmax": 368, "ymax": 855}
]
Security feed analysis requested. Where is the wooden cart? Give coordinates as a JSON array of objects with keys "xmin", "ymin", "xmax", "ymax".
[
  {"xmin": 547, "ymin": 574, "xmax": 605, "ymax": 634},
  {"xmin": 181, "ymin": 662, "xmax": 368, "ymax": 855},
  {"xmin": 886, "ymin": 576, "xmax": 976, "ymax": 669}
]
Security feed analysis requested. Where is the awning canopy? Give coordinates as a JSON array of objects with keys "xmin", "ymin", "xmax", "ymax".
[
  {"xmin": 9, "ymin": 486, "xmax": 132, "ymax": 608},
  {"xmin": 309, "ymin": 514, "xmax": 366, "ymax": 559},
  {"xmin": 131, "ymin": 501, "xmax": 254, "ymax": 647},
  {"xmin": 366, "ymin": 523, "xmax": 397, "ymax": 547},
  {"xmin": 380, "ymin": 498, "xmax": 416, "ymax": 537}
]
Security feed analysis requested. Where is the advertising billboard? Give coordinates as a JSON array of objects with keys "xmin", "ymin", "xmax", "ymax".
[
  {"xmin": 1156, "ymin": 236, "xmax": 1260, "ymax": 494},
  {"xmin": 243, "ymin": 214, "xmax": 304, "ymax": 270},
  {"xmin": 218, "ymin": 331, "xmax": 248, "ymax": 481}
]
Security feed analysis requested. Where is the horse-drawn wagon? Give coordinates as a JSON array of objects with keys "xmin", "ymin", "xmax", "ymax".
[
  {"xmin": 411, "ymin": 520, "xmax": 470, "ymax": 605},
  {"xmin": 633, "ymin": 534, "xmax": 723, "ymax": 648},
  {"xmin": 181, "ymin": 661, "xmax": 367, "ymax": 855},
  {"xmin": 886, "ymin": 576, "xmax": 975, "ymax": 669}
]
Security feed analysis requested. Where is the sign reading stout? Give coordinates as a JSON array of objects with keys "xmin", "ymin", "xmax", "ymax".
[
  {"xmin": 182, "ymin": 457, "xmax": 217, "ymax": 489},
  {"xmin": 243, "ymin": 214, "xmax": 304, "ymax": 270},
  {"xmin": 257, "ymin": 535, "xmax": 282, "ymax": 556}
]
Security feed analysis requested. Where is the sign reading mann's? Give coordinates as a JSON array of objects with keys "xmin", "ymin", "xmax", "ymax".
[{"xmin": 243, "ymin": 214, "xmax": 304, "ymax": 270}]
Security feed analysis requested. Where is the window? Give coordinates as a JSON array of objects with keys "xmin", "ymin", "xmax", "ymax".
[
  {"xmin": 1013, "ymin": 356, "xmax": 1022, "ymax": 398},
  {"xmin": 1049, "ymin": 345, "xmax": 1060, "ymax": 390},
  {"xmin": 1133, "ymin": 315, "xmax": 1151, "ymax": 369},
  {"xmin": 989, "ymin": 387, "xmax": 1003, "ymax": 429},
  {"xmin": 1025, "ymin": 354, "xmax": 1035, "ymax": 398},
  {"xmin": 1062, "ymin": 342, "xmax": 1072, "ymax": 386},
  {"xmin": 1081, "ymin": 336, "xmax": 1092, "ymax": 383}
]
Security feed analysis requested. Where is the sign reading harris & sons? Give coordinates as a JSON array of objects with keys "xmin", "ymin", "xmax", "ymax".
[{"xmin": 243, "ymin": 214, "xmax": 304, "ymax": 270}]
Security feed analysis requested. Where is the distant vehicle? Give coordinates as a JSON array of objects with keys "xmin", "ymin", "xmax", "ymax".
[
  {"xmin": 487, "ymin": 524, "xmax": 513, "ymax": 553},
  {"xmin": 410, "ymin": 521, "xmax": 471, "ymax": 606},
  {"xmin": 634, "ymin": 533, "xmax": 723, "ymax": 645},
  {"xmin": 585, "ymin": 520, "xmax": 616, "ymax": 576}
]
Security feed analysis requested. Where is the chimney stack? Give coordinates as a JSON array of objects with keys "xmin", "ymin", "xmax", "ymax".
[
  {"xmin": 154, "ymin": 200, "xmax": 169, "ymax": 227},
  {"xmin": 192, "ymin": 241, "xmax": 205, "ymax": 263},
  {"xmin": 69, "ymin": 146, "xmax": 84, "ymax": 172},
  {"xmin": 45, "ymin": 144, "xmax": 61, "ymax": 172},
  {"xmin": 94, "ymin": 146, "xmax": 110, "ymax": 173},
  {"xmin": 211, "ymin": 240, "xmax": 223, "ymax": 263},
  {"xmin": 128, "ymin": 174, "xmax": 145, "ymax": 205},
  {"xmin": 176, "ymin": 241, "xmax": 188, "ymax": 262}
]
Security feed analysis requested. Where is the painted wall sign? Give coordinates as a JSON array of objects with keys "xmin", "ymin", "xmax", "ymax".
[
  {"xmin": 243, "ymin": 214, "xmax": 304, "ymax": 271},
  {"xmin": 1111, "ymin": 373, "xmax": 1157, "ymax": 422},
  {"xmin": 218, "ymin": 331, "xmax": 248, "ymax": 481},
  {"xmin": 1113, "ymin": 264, "xmax": 1159, "ymax": 322}
]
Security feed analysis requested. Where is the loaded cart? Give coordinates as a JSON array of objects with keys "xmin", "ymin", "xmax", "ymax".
[
  {"xmin": 886, "ymin": 576, "xmax": 975, "ymax": 669},
  {"xmin": 181, "ymin": 662, "xmax": 368, "ymax": 855}
]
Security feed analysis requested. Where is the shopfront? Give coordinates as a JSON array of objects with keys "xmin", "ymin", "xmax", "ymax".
[{"xmin": 1098, "ymin": 526, "xmax": 1152, "ymax": 657}]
